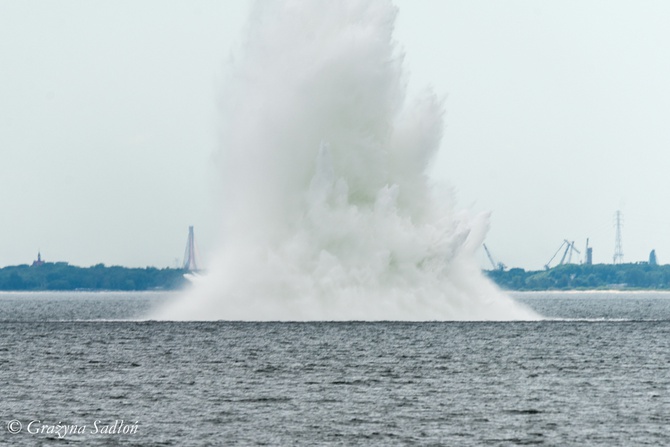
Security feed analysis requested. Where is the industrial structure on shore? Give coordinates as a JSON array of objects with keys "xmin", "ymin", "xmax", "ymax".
[
  {"xmin": 484, "ymin": 210, "xmax": 659, "ymax": 271},
  {"xmin": 182, "ymin": 226, "xmax": 200, "ymax": 272}
]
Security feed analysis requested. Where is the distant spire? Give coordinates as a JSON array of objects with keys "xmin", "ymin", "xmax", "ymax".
[{"xmin": 32, "ymin": 251, "xmax": 45, "ymax": 267}]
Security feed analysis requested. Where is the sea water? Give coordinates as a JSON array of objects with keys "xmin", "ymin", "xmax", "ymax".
[{"xmin": 1, "ymin": 291, "xmax": 668, "ymax": 446}]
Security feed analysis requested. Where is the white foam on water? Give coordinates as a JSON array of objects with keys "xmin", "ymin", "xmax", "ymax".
[{"xmin": 154, "ymin": 0, "xmax": 539, "ymax": 321}]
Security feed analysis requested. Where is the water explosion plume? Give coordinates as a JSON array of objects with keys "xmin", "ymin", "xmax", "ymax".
[{"xmin": 156, "ymin": 0, "xmax": 538, "ymax": 321}]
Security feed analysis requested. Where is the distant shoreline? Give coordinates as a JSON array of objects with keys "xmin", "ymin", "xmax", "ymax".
[
  {"xmin": 3, "ymin": 261, "xmax": 670, "ymax": 293},
  {"xmin": 0, "ymin": 263, "xmax": 189, "ymax": 291},
  {"xmin": 486, "ymin": 263, "xmax": 670, "ymax": 291},
  {"xmin": 508, "ymin": 289, "xmax": 670, "ymax": 294}
]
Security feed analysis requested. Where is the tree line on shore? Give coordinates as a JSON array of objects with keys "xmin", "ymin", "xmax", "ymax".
[
  {"xmin": 0, "ymin": 263, "xmax": 189, "ymax": 291},
  {"xmin": 485, "ymin": 263, "xmax": 670, "ymax": 290},
  {"xmin": 3, "ymin": 260, "xmax": 670, "ymax": 291}
]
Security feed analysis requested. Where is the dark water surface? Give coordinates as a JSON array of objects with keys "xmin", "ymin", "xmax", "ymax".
[{"xmin": 1, "ymin": 291, "xmax": 669, "ymax": 446}]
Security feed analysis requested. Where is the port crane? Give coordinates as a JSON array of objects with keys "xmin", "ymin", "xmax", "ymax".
[
  {"xmin": 483, "ymin": 244, "xmax": 506, "ymax": 271},
  {"xmin": 545, "ymin": 240, "xmax": 581, "ymax": 270}
]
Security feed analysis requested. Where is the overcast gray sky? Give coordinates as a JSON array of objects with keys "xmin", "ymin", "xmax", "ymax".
[{"xmin": 2, "ymin": 1, "xmax": 670, "ymax": 270}]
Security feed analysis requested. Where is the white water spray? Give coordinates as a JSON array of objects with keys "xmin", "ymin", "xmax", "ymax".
[{"xmin": 155, "ymin": 0, "xmax": 539, "ymax": 321}]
